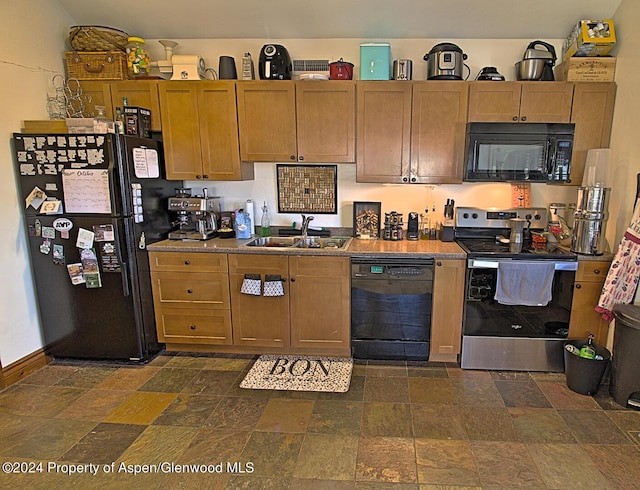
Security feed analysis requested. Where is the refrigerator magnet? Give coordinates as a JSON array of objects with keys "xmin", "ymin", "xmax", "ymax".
[
  {"xmin": 52, "ymin": 244, "xmax": 65, "ymax": 265},
  {"xmin": 41, "ymin": 226, "xmax": 55, "ymax": 239},
  {"xmin": 39, "ymin": 238, "xmax": 51, "ymax": 255},
  {"xmin": 52, "ymin": 218, "xmax": 73, "ymax": 239},
  {"xmin": 76, "ymin": 228, "xmax": 95, "ymax": 249},
  {"xmin": 67, "ymin": 263, "xmax": 85, "ymax": 285},
  {"xmin": 40, "ymin": 199, "xmax": 62, "ymax": 215},
  {"xmin": 34, "ymin": 219, "xmax": 41, "ymax": 237},
  {"xmin": 93, "ymin": 224, "xmax": 115, "ymax": 242},
  {"xmin": 25, "ymin": 186, "xmax": 46, "ymax": 209}
]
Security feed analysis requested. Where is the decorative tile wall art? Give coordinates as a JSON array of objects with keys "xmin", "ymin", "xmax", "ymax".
[{"xmin": 276, "ymin": 164, "xmax": 337, "ymax": 214}]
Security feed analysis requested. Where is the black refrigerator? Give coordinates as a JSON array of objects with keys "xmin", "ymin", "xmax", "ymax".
[{"xmin": 12, "ymin": 133, "xmax": 179, "ymax": 362}]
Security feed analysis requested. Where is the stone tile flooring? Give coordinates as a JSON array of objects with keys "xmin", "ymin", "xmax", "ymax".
[{"xmin": 0, "ymin": 352, "xmax": 639, "ymax": 489}]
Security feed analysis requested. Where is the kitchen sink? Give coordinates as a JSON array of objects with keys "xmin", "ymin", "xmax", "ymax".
[
  {"xmin": 295, "ymin": 237, "xmax": 351, "ymax": 249},
  {"xmin": 244, "ymin": 237, "xmax": 299, "ymax": 248},
  {"xmin": 243, "ymin": 236, "xmax": 352, "ymax": 250}
]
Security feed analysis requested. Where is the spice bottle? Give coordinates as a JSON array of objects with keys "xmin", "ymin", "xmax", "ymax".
[{"xmin": 126, "ymin": 37, "xmax": 150, "ymax": 77}]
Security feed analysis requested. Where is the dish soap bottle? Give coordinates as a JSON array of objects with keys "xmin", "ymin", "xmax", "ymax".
[{"xmin": 261, "ymin": 202, "xmax": 271, "ymax": 237}]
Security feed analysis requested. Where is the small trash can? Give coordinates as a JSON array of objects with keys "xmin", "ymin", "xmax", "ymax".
[
  {"xmin": 611, "ymin": 304, "xmax": 640, "ymax": 407},
  {"xmin": 564, "ymin": 339, "xmax": 611, "ymax": 396}
]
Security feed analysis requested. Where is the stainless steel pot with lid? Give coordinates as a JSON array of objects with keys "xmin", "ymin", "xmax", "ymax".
[{"xmin": 424, "ymin": 42, "xmax": 468, "ymax": 80}]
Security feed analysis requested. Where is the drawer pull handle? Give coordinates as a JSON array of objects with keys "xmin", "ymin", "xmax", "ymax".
[
  {"xmin": 184, "ymin": 260, "xmax": 190, "ymax": 265},
  {"xmin": 437, "ymin": 261, "xmax": 443, "ymax": 267},
  {"xmin": 575, "ymin": 283, "xmax": 582, "ymax": 289},
  {"xmin": 190, "ymin": 324, "xmax": 196, "ymax": 330},
  {"xmin": 187, "ymin": 289, "xmax": 193, "ymax": 294},
  {"xmin": 593, "ymin": 269, "xmax": 600, "ymax": 274}
]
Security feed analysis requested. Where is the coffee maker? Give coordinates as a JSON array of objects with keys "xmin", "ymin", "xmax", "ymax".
[{"xmin": 168, "ymin": 188, "xmax": 221, "ymax": 240}]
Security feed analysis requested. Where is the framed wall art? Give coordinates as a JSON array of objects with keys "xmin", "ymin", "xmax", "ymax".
[{"xmin": 276, "ymin": 164, "xmax": 337, "ymax": 214}]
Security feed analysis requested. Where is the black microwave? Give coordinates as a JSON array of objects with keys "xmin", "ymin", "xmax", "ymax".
[{"xmin": 464, "ymin": 122, "xmax": 575, "ymax": 183}]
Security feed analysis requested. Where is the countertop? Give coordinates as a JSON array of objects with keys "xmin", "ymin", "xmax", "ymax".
[
  {"xmin": 147, "ymin": 237, "xmax": 614, "ymax": 262},
  {"xmin": 147, "ymin": 236, "xmax": 467, "ymax": 258}
]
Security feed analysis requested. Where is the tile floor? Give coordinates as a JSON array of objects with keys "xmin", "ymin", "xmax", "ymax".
[{"xmin": 1, "ymin": 352, "xmax": 640, "ymax": 489}]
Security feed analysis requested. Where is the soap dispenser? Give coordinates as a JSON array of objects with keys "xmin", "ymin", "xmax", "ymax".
[{"xmin": 261, "ymin": 202, "xmax": 271, "ymax": 237}]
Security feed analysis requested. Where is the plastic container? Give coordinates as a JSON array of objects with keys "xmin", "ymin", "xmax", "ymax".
[
  {"xmin": 126, "ymin": 37, "xmax": 150, "ymax": 77},
  {"xmin": 582, "ymin": 148, "xmax": 611, "ymax": 187},
  {"xmin": 611, "ymin": 305, "xmax": 640, "ymax": 407},
  {"xmin": 564, "ymin": 339, "xmax": 610, "ymax": 395}
]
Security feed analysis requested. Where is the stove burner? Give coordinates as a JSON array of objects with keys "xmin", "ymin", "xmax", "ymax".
[{"xmin": 456, "ymin": 237, "xmax": 576, "ymax": 260}]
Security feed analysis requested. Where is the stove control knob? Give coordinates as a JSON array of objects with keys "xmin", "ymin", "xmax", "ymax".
[
  {"xmin": 472, "ymin": 213, "xmax": 478, "ymax": 219},
  {"xmin": 525, "ymin": 214, "xmax": 532, "ymax": 220},
  {"xmin": 463, "ymin": 213, "xmax": 469, "ymax": 219},
  {"xmin": 534, "ymin": 213, "xmax": 541, "ymax": 220}
]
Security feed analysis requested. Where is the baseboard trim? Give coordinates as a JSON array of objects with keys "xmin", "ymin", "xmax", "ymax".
[{"xmin": 2, "ymin": 349, "xmax": 51, "ymax": 388}]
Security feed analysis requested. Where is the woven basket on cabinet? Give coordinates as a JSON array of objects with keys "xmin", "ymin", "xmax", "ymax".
[{"xmin": 68, "ymin": 25, "xmax": 129, "ymax": 52}]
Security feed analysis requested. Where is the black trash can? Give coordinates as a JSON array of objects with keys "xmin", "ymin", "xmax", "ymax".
[
  {"xmin": 611, "ymin": 304, "xmax": 640, "ymax": 407},
  {"xmin": 564, "ymin": 339, "xmax": 611, "ymax": 396}
]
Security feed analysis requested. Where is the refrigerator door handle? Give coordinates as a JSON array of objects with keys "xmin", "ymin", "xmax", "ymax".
[{"xmin": 116, "ymin": 220, "xmax": 132, "ymax": 297}]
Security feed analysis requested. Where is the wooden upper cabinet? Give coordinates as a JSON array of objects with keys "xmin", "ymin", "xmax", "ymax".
[
  {"xmin": 295, "ymin": 81, "xmax": 355, "ymax": 163},
  {"xmin": 236, "ymin": 81, "xmax": 298, "ymax": 162},
  {"xmin": 198, "ymin": 82, "xmax": 253, "ymax": 181},
  {"xmin": 410, "ymin": 82, "xmax": 468, "ymax": 184},
  {"xmin": 569, "ymin": 82, "xmax": 616, "ymax": 186},
  {"xmin": 356, "ymin": 81, "xmax": 412, "ymax": 183},
  {"xmin": 110, "ymin": 80, "xmax": 161, "ymax": 131},
  {"xmin": 158, "ymin": 81, "xmax": 203, "ymax": 180},
  {"xmin": 158, "ymin": 81, "xmax": 251, "ymax": 181},
  {"xmin": 77, "ymin": 81, "xmax": 113, "ymax": 119},
  {"xmin": 468, "ymin": 81, "xmax": 573, "ymax": 123}
]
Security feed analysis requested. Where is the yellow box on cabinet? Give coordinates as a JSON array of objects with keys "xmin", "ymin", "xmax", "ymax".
[
  {"xmin": 555, "ymin": 57, "xmax": 616, "ymax": 82},
  {"xmin": 563, "ymin": 19, "xmax": 616, "ymax": 58}
]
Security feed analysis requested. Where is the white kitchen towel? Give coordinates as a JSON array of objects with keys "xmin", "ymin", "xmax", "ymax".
[
  {"xmin": 241, "ymin": 274, "xmax": 262, "ymax": 296},
  {"xmin": 494, "ymin": 261, "xmax": 555, "ymax": 306},
  {"xmin": 263, "ymin": 274, "xmax": 285, "ymax": 297}
]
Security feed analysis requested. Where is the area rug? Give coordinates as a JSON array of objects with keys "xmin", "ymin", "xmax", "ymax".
[{"xmin": 240, "ymin": 355, "xmax": 353, "ymax": 393}]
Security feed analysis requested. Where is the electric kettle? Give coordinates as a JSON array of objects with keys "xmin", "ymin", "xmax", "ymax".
[{"xmin": 424, "ymin": 43, "xmax": 468, "ymax": 80}]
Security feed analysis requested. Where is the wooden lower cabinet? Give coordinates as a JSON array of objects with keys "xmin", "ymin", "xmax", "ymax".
[
  {"xmin": 569, "ymin": 260, "xmax": 612, "ymax": 346},
  {"xmin": 228, "ymin": 254, "xmax": 290, "ymax": 349},
  {"xmin": 289, "ymin": 256, "xmax": 351, "ymax": 351},
  {"xmin": 229, "ymin": 254, "xmax": 350, "ymax": 356},
  {"xmin": 149, "ymin": 252, "xmax": 232, "ymax": 346},
  {"xmin": 430, "ymin": 259, "xmax": 465, "ymax": 362}
]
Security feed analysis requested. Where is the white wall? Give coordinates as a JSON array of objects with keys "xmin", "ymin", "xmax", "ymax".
[{"xmin": 0, "ymin": 2, "xmax": 73, "ymax": 365}]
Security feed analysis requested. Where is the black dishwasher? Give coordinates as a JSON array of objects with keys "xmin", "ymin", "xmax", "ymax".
[{"xmin": 351, "ymin": 257, "xmax": 434, "ymax": 360}]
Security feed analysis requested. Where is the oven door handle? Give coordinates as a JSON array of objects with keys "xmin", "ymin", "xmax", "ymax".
[{"xmin": 467, "ymin": 259, "xmax": 578, "ymax": 271}]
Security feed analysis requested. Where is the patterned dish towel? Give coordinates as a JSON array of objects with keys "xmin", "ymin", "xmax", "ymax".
[
  {"xmin": 240, "ymin": 274, "xmax": 262, "ymax": 296},
  {"xmin": 596, "ymin": 197, "xmax": 640, "ymax": 321},
  {"xmin": 263, "ymin": 274, "xmax": 285, "ymax": 297}
]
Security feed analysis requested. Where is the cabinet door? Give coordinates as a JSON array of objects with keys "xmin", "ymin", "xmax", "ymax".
[
  {"xmin": 569, "ymin": 82, "xmax": 616, "ymax": 186},
  {"xmin": 199, "ymin": 81, "xmax": 253, "ymax": 181},
  {"xmin": 229, "ymin": 254, "xmax": 290, "ymax": 348},
  {"xmin": 295, "ymin": 81, "xmax": 355, "ymax": 163},
  {"xmin": 467, "ymin": 82, "xmax": 522, "ymax": 122},
  {"xmin": 519, "ymin": 82, "xmax": 573, "ymax": 123},
  {"xmin": 236, "ymin": 81, "xmax": 297, "ymax": 162},
  {"xmin": 569, "ymin": 260, "xmax": 611, "ymax": 345},
  {"xmin": 158, "ymin": 81, "xmax": 203, "ymax": 180},
  {"xmin": 356, "ymin": 81, "xmax": 412, "ymax": 183},
  {"xmin": 430, "ymin": 259, "xmax": 465, "ymax": 362},
  {"xmin": 289, "ymin": 256, "xmax": 350, "ymax": 354},
  {"xmin": 77, "ymin": 81, "xmax": 113, "ymax": 119},
  {"xmin": 411, "ymin": 82, "xmax": 468, "ymax": 184},
  {"xmin": 110, "ymin": 80, "xmax": 161, "ymax": 131}
]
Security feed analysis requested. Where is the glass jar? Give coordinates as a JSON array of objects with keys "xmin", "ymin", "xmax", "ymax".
[{"xmin": 126, "ymin": 37, "xmax": 150, "ymax": 77}]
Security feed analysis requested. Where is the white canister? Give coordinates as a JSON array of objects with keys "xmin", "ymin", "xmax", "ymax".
[{"xmin": 245, "ymin": 199, "xmax": 255, "ymax": 234}]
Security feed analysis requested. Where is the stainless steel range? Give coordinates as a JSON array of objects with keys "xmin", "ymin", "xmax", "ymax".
[{"xmin": 455, "ymin": 207, "xmax": 578, "ymax": 372}]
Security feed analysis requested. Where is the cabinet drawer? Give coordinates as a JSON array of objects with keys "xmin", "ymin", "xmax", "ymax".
[
  {"xmin": 149, "ymin": 252, "xmax": 228, "ymax": 273},
  {"xmin": 228, "ymin": 253, "xmax": 288, "ymax": 275},
  {"xmin": 576, "ymin": 261, "xmax": 610, "ymax": 282},
  {"xmin": 156, "ymin": 308, "xmax": 232, "ymax": 344},
  {"xmin": 151, "ymin": 271, "xmax": 230, "ymax": 308}
]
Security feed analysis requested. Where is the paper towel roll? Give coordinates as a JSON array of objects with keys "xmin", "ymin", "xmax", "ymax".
[{"xmin": 245, "ymin": 199, "xmax": 255, "ymax": 234}]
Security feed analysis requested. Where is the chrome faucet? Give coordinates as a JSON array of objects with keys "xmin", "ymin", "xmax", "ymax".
[{"xmin": 301, "ymin": 214, "xmax": 314, "ymax": 237}]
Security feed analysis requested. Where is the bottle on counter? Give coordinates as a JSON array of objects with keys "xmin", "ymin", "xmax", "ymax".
[{"xmin": 261, "ymin": 202, "xmax": 271, "ymax": 237}]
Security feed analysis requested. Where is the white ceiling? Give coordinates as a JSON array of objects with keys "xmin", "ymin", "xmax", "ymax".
[{"xmin": 57, "ymin": 0, "xmax": 621, "ymax": 40}]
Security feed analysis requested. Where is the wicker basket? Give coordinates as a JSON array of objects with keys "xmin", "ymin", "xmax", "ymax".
[
  {"xmin": 65, "ymin": 51, "xmax": 129, "ymax": 80},
  {"xmin": 68, "ymin": 25, "xmax": 129, "ymax": 52}
]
